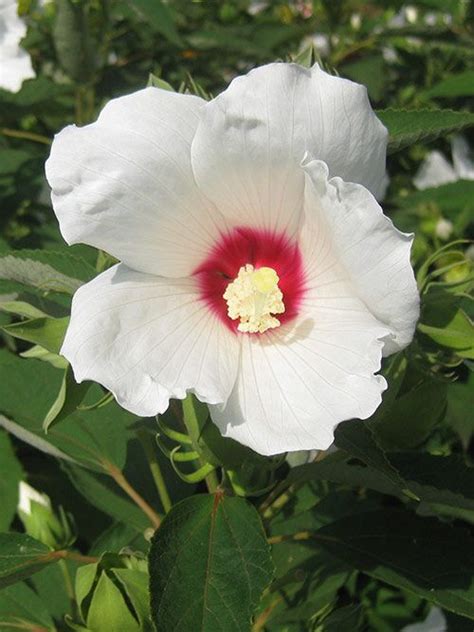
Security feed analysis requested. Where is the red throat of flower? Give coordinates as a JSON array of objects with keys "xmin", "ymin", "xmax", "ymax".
[{"xmin": 193, "ymin": 227, "xmax": 306, "ymax": 333}]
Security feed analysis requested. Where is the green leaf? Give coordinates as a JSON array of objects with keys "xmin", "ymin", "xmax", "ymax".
[
  {"xmin": 342, "ymin": 55, "xmax": 386, "ymax": 101},
  {"xmin": 0, "ymin": 430, "xmax": 23, "ymax": 531},
  {"xmin": 316, "ymin": 510, "xmax": 474, "ymax": 619},
  {"xmin": 446, "ymin": 375, "xmax": 474, "ymax": 450},
  {"xmin": 419, "ymin": 310, "xmax": 474, "ymax": 357},
  {"xmin": 376, "ymin": 109, "xmax": 474, "ymax": 154},
  {"xmin": 371, "ymin": 377, "xmax": 448, "ymax": 449},
  {"xmin": 291, "ymin": 45, "xmax": 313, "ymax": 68},
  {"xmin": 334, "ymin": 420, "xmax": 405, "ymax": 488},
  {"xmin": 0, "ymin": 581, "xmax": 55, "ymax": 630},
  {"xmin": 0, "ymin": 533, "xmax": 58, "ymax": 589},
  {"xmin": 0, "ymin": 299, "xmax": 50, "ymax": 319},
  {"xmin": 286, "ymin": 451, "xmax": 402, "ymax": 498},
  {"xmin": 424, "ymin": 71, "xmax": 474, "ymax": 99},
  {"xmin": 320, "ymin": 604, "xmax": 363, "ymax": 631},
  {"xmin": 147, "ymin": 73, "xmax": 174, "ymax": 91},
  {"xmin": 395, "ymin": 180, "xmax": 474, "ymax": 214},
  {"xmin": 128, "ymin": 0, "xmax": 183, "ymax": 46},
  {"xmin": 2, "ymin": 316, "xmax": 69, "ymax": 354},
  {"xmin": 389, "ymin": 452, "xmax": 474, "ymax": 518},
  {"xmin": 149, "ymin": 493, "xmax": 274, "ymax": 631},
  {"xmin": 0, "ymin": 149, "xmax": 31, "ymax": 175},
  {"xmin": 0, "ymin": 250, "xmax": 95, "ymax": 294},
  {"xmin": 62, "ymin": 463, "xmax": 150, "ymax": 532},
  {"xmin": 53, "ymin": 0, "xmax": 96, "ymax": 83},
  {"xmin": 0, "ymin": 349, "xmax": 133, "ymax": 471},
  {"xmin": 86, "ymin": 572, "xmax": 141, "ymax": 632},
  {"xmin": 113, "ymin": 568, "xmax": 152, "ymax": 630},
  {"xmin": 43, "ymin": 365, "xmax": 91, "ymax": 432}
]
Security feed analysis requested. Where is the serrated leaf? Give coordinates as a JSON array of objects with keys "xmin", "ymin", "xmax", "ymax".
[
  {"xmin": 376, "ymin": 109, "xmax": 474, "ymax": 154},
  {"xmin": 0, "ymin": 250, "xmax": 95, "ymax": 294},
  {"xmin": 316, "ymin": 510, "xmax": 474, "ymax": 619},
  {"xmin": 0, "ymin": 533, "xmax": 59, "ymax": 589},
  {"xmin": 149, "ymin": 493, "xmax": 274, "ymax": 631}
]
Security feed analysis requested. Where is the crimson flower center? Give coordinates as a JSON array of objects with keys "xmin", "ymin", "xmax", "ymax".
[{"xmin": 193, "ymin": 227, "xmax": 306, "ymax": 334}]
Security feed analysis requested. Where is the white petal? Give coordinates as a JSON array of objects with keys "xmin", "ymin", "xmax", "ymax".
[
  {"xmin": 451, "ymin": 135, "xmax": 474, "ymax": 180},
  {"xmin": 413, "ymin": 150, "xmax": 457, "ymax": 190},
  {"xmin": 191, "ymin": 63, "xmax": 387, "ymax": 237},
  {"xmin": 302, "ymin": 158, "xmax": 419, "ymax": 355},
  {"xmin": 0, "ymin": 2, "xmax": 35, "ymax": 92},
  {"xmin": 62, "ymin": 265, "xmax": 240, "ymax": 417},
  {"xmin": 401, "ymin": 607, "xmax": 447, "ymax": 632},
  {"xmin": 46, "ymin": 88, "xmax": 225, "ymax": 278},
  {"xmin": 210, "ymin": 312, "xmax": 387, "ymax": 456}
]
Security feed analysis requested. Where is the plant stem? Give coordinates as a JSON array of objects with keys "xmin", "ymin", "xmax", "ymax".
[
  {"xmin": 58, "ymin": 558, "xmax": 76, "ymax": 616},
  {"xmin": 56, "ymin": 550, "xmax": 99, "ymax": 564},
  {"xmin": 102, "ymin": 459, "xmax": 162, "ymax": 529},
  {"xmin": 204, "ymin": 469, "xmax": 219, "ymax": 494},
  {"xmin": 267, "ymin": 531, "xmax": 312, "ymax": 545},
  {"xmin": 137, "ymin": 428, "xmax": 172, "ymax": 513},
  {"xmin": 252, "ymin": 595, "xmax": 283, "ymax": 632},
  {"xmin": 1, "ymin": 128, "xmax": 51, "ymax": 145}
]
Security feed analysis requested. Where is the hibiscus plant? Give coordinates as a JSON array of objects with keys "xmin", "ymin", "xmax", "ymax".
[{"xmin": 0, "ymin": 1, "xmax": 473, "ymax": 631}]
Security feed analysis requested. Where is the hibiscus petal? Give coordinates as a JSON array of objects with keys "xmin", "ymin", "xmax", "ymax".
[
  {"xmin": 61, "ymin": 265, "xmax": 240, "ymax": 417},
  {"xmin": 210, "ymin": 312, "xmax": 388, "ymax": 455},
  {"xmin": 302, "ymin": 158, "xmax": 419, "ymax": 355},
  {"xmin": 191, "ymin": 63, "xmax": 387, "ymax": 239},
  {"xmin": 46, "ymin": 88, "xmax": 225, "ymax": 277}
]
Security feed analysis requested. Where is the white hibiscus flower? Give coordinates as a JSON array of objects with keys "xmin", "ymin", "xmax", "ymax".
[
  {"xmin": 0, "ymin": 0, "xmax": 35, "ymax": 92},
  {"xmin": 414, "ymin": 135, "xmax": 474, "ymax": 190},
  {"xmin": 46, "ymin": 63, "xmax": 419, "ymax": 456}
]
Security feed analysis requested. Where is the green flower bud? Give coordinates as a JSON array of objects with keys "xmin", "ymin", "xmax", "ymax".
[{"xmin": 17, "ymin": 481, "xmax": 75, "ymax": 550}]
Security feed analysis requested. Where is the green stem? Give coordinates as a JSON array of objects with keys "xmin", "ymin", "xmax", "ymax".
[
  {"xmin": 1, "ymin": 128, "xmax": 51, "ymax": 145},
  {"xmin": 58, "ymin": 559, "xmax": 76, "ymax": 617},
  {"xmin": 137, "ymin": 429, "xmax": 172, "ymax": 513},
  {"xmin": 204, "ymin": 469, "xmax": 219, "ymax": 494},
  {"xmin": 102, "ymin": 458, "xmax": 162, "ymax": 528}
]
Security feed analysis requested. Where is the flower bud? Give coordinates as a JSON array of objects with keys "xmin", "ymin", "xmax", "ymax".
[{"xmin": 17, "ymin": 481, "xmax": 75, "ymax": 549}]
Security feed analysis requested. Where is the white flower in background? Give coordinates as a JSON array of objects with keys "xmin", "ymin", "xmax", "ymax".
[
  {"xmin": 301, "ymin": 33, "xmax": 330, "ymax": 58},
  {"xmin": 435, "ymin": 218, "xmax": 453, "ymax": 241},
  {"xmin": 414, "ymin": 135, "xmax": 474, "ymax": 190},
  {"xmin": 247, "ymin": 1, "xmax": 268, "ymax": 16},
  {"xmin": 401, "ymin": 607, "xmax": 447, "ymax": 632},
  {"xmin": 0, "ymin": 0, "xmax": 35, "ymax": 92},
  {"xmin": 18, "ymin": 480, "xmax": 50, "ymax": 515},
  {"xmin": 46, "ymin": 63, "xmax": 419, "ymax": 456}
]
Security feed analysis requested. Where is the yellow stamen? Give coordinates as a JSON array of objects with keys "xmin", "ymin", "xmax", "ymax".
[{"xmin": 223, "ymin": 264, "xmax": 285, "ymax": 333}]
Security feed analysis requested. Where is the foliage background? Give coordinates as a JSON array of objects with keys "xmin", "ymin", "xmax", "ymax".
[{"xmin": 0, "ymin": 0, "xmax": 473, "ymax": 631}]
